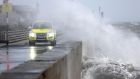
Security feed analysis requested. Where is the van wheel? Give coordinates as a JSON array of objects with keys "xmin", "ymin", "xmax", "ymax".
[
  {"xmin": 29, "ymin": 41, "xmax": 35, "ymax": 46},
  {"xmin": 51, "ymin": 40, "xmax": 56, "ymax": 46}
]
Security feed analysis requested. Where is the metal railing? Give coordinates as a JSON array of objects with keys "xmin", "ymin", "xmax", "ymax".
[{"xmin": 0, "ymin": 30, "xmax": 28, "ymax": 45}]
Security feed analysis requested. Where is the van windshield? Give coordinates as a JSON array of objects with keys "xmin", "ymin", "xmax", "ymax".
[{"xmin": 33, "ymin": 22, "xmax": 52, "ymax": 29}]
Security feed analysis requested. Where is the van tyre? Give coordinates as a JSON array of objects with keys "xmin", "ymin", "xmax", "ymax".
[
  {"xmin": 51, "ymin": 40, "xmax": 56, "ymax": 46},
  {"xmin": 29, "ymin": 41, "xmax": 35, "ymax": 46}
]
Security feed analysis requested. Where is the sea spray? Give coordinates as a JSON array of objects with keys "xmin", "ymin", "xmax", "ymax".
[
  {"xmin": 82, "ymin": 57, "xmax": 136, "ymax": 79},
  {"xmin": 36, "ymin": 0, "xmax": 140, "ymax": 78}
]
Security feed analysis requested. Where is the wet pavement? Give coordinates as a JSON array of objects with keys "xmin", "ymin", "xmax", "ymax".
[
  {"xmin": 0, "ymin": 35, "xmax": 63, "ymax": 73},
  {"xmin": 0, "ymin": 42, "xmax": 54, "ymax": 73}
]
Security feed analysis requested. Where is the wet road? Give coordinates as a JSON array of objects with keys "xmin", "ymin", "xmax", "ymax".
[
  {"xmin": 0, "ymin": 32, "xmax": 63, "ymax": 73},
  {"xmin": 0, "ymin": 42, "xmax": 54, "ymax": 73}
]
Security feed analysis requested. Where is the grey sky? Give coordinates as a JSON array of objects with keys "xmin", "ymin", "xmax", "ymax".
[
  {"xmin": 81, "ymin": 0, "xmax": 140, "ymax": 22},
  {"xmin": 0, "ymin": 0, "xmax": 140, "ymax": 22}
]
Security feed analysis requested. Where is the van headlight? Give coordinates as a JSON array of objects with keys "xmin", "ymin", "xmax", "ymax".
[
  {"xmin": 47, "ymin": 32, "xmax": 55, "ymax": 37},
  {"xmin": 29, "ymin": 32, "xmax": 36, "ymax": 37}
]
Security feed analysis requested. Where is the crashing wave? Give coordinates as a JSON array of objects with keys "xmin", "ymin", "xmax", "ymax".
[{"xmin": 82, "ymin": 57, "xmax": 137, "ymax": 79}]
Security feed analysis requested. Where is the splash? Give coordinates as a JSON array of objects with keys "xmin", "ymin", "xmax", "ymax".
[
  {"xmin": 36, "ymin": 0, "xmax": 140, "ymax": 79},
  {"xmin": 82, "ymin": 57, "xmax": 137, "ymax": 79},
  {"xmin": 37, "ymin": 0, "xmax": 140, "ymax": 66}
]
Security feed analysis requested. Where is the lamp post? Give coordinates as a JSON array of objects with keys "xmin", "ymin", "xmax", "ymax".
[
  {"xmin": 98, "ymin": 0, "xmax": 104, "ymax": 19},
  {"xmin": 99, "ymin": 6, "xmax": 104, "ymax": 18},
  {"xmin": 2, "ymin": 0, "xmax": 12, "ymax": 46}
]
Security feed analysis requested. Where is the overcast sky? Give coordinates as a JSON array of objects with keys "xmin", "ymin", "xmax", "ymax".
[
  {"xmin": 0, "ymin": 0, "xmax": 140, "ymax": 22},
  {"xmin": 81, "ymin": 0, "xmax": 140, "ymax": 22}
]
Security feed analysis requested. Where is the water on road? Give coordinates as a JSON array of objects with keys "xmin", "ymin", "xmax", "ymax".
[{"xmin": 0, "ymin": 43, "xmax": 53, "ymax": 73}]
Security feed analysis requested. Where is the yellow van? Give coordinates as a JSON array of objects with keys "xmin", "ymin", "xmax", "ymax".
[{"xmin": 29, "ymin": 22, "xmax": 56, "ymax": 46}]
